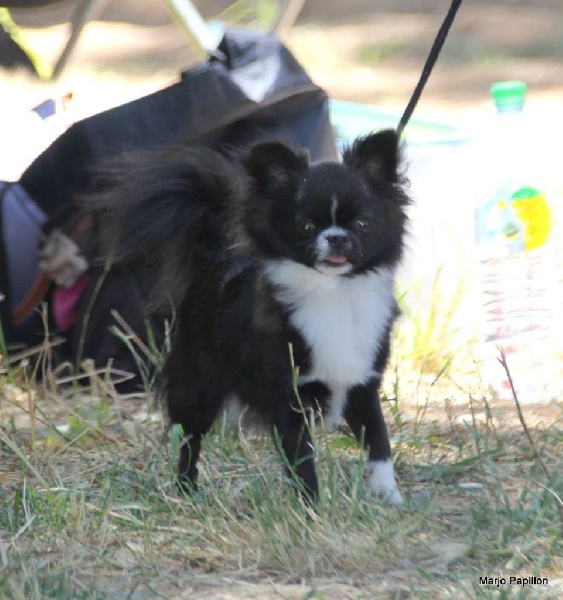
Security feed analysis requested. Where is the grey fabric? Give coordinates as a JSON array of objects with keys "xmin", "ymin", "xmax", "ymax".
[{"xmin": 0, "ymin": 182, "xmax": 46, "ymax": 311}]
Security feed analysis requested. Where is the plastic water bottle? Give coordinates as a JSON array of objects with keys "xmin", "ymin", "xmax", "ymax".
[{"xmin": 474, "ymin": 81, "xmax": 560, "ymax": 402}]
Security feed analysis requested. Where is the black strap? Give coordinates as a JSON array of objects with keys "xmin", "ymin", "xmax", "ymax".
[{"xmin": 397, "ymin": 0, "xmax": 464, "ymax": 135}]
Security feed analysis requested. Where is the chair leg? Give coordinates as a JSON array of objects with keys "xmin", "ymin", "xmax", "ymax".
[{"xmin": 51, "ymin": 0, "xmax": 113, "ymax": 79}]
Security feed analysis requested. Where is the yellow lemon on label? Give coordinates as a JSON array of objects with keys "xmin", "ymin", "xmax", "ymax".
[{"xmin": 510, "ymin": 187, "xmax": 551, "ymax": 250}]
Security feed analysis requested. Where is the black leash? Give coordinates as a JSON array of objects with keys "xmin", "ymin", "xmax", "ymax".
[{"xmin": 397, "ymin": 0, "xmax": 464, "ymax": 135}]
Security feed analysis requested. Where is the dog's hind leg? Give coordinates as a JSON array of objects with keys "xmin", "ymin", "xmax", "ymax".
[
  {"xmin": 169, "ymin": 390, "xmax": 224, "ymax": 496},
  {"xmin": 177, "ymin": 428, "xmax": 203, "ymax": 494},
  {"xmin": 344, "ymin": 382, "xmax": 404, "ymax": 505},
  {"xmin": 272, "ymin": 406, "xmax": 319, "ymax": 503}
]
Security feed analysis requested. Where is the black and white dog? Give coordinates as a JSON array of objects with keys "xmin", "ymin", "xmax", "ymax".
[{"xmin": 97, "ymin": 129, "xmax": 410, "ymax": 505}]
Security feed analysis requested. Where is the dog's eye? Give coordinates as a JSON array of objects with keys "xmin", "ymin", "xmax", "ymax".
[
  {"xmin": 355, "ymin": 218, "xmax": 370, "ymax": 229},
  {"xmin": 299, "ymin": 220, "xmax": 316, "ymax": 234}
]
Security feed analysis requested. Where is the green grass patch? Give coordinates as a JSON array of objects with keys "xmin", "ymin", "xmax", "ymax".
[{"xmin": 1, "ymin": 348, "xmax": 561, "ymax": 598}]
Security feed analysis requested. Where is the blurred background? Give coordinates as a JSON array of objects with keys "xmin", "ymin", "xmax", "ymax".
[
  {"xmin": 1, "ymin": 0, "xmax": 562, "ymax": 367},
  {"xmin": 1, "ymin": 0, "xmax": 562, "ymax": 120}
]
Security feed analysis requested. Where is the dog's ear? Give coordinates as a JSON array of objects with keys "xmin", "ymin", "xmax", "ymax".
[
  {"xmin": 343, "ymin": 129, "xmax": 402, "ymax": 185},
  {"xmin": 243, "ymin": 142, "xmax": 309, "ymax": 190}
]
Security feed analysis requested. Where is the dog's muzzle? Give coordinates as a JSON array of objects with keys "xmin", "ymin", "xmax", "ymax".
[
  {"xmin": 315, "ymin": 227, "xmax": 354, "ymax": 274},
  {"xmin": 316, "ymin": 226, "xmax": 352, "ymax": 262}
]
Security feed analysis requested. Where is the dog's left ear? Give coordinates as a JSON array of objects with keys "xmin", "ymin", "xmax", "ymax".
[
  {"xmin": 243, "ymin": 141, "xmax": 309, "ymax": 190},
  {"xmin": 343, "ymin": 129, "xmax": 401, "ymax": 185}
]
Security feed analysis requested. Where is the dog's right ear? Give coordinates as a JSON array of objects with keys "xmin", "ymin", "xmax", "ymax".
[
  {"xmin": 343, "ymin": 129, "xmax": 402, "ymax": 185},
  {"xmin": 243, "ymin": 142, "xmax": 309, "ymax": 190}
]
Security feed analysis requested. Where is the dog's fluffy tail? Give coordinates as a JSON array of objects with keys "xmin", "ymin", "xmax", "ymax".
[{"xmin": 88, "ymin": 144, "xmax": 243, "ymax": 308}]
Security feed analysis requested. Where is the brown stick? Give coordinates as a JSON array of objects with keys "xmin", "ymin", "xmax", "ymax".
[{"xmin": 11, "ymin": 271, "xmax": 51, "ymax": 325}]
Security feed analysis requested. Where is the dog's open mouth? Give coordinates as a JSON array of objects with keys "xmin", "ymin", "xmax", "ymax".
[{"xmin": 323, "ymin": 255, "xmax": 348, "ymax": 266}]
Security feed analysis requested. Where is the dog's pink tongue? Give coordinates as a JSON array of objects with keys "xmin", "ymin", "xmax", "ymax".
[{"xmin": 326, "ymin": 256, "xmax": 348, "ymax": 265}]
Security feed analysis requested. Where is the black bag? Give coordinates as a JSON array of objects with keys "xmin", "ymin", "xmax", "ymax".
[
  {"xmin": 0, "ymin": 27, "xmax": 337, "ymax": 389},
  {"xmin": 19, "ymin": 27, "xmax": 336, "ymax": 216}
]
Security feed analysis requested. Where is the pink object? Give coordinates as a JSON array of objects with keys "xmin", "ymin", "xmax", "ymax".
[{"xmin": 52, "ymin": 272, "xmax": 90, "ymax": 331}]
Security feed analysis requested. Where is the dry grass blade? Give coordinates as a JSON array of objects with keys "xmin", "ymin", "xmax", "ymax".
[
  {"xmin": 497, "ymin": 347, "xmax": 563, "ymax": 527},
  {"xmin": 496, "ymin": 348, "xmax": 552, "ymax": 481}
]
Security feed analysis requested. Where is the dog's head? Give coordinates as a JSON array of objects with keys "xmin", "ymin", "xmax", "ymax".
[{"xmin": 239, "ymin": 129, "xmax": 410, "ymax": 276}]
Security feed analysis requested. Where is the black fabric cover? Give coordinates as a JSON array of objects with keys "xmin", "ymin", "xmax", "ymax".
[
  {"xmin": 20, "ymin": 27, "xmax": 336, "ymax": 216},
  {"xmin": 66, "ymin": 266, "xmax": 161, "ymax": 393}
]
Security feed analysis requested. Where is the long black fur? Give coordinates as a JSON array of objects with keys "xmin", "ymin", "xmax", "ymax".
[{"xmin": 93, "ymin": 131, "xmax": 410, "ymax": 503}]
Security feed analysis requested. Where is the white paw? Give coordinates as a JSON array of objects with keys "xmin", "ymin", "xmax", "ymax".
[
  {"xmin": 380, "ymin": 487, "xmax": 405, "ymax": 506},
  {"xmin": 367, "ymin": 459, "xmax": 404, "ymax": 506}
]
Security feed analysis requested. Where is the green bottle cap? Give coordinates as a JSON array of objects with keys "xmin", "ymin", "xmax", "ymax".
[{"xmin": 490, "ymin": 80, "xmax": 527, "ymax": 111}]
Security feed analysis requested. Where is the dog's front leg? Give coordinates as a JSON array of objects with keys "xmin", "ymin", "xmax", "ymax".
[
  {"xmin": 272, "ymin": 405, "xmax": 319, "ymax": 503},
  {"xmin": 344, "ymin": 383, "xmax": 404, "ymax": 505}
]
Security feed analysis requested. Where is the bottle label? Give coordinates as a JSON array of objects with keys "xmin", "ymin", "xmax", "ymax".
[
  {"xmin": 476, "ymin": 185, "xmax": 553, "ymax": 346},
  {"xmin": 498, "ymin": 187, "xmax": 551, "ymax": 253}
]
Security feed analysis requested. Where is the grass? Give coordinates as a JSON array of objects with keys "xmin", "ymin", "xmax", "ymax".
[{"xmin": 0, "ymin": 321, "xmax": 561, "ymax": 599}]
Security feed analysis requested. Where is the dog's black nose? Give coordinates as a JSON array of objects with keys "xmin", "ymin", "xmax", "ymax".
[{"xmin": 326, "ymin": 232, "xmax": 351, "ymax": 253}]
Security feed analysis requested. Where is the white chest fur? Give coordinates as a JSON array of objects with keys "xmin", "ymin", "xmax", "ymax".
[{"xmin": 264, "ymin": 260, "xmax": 396, "ymax": 392}]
